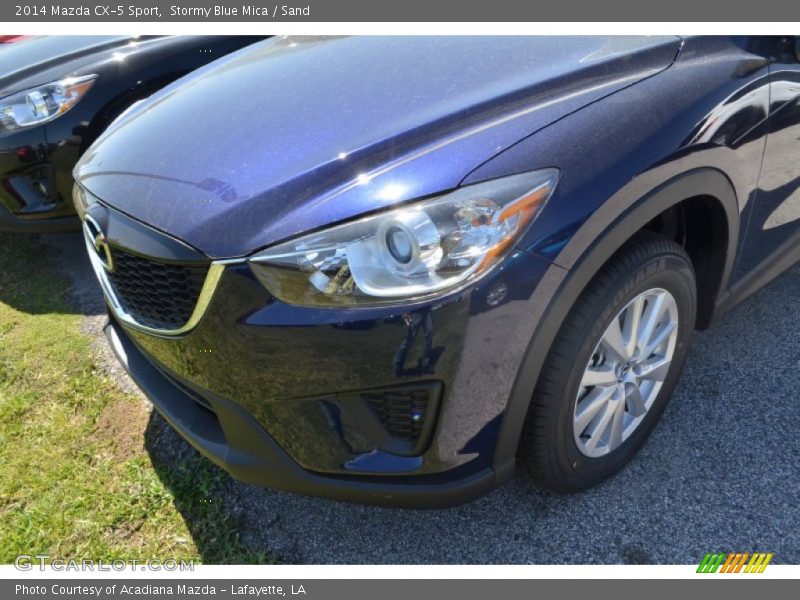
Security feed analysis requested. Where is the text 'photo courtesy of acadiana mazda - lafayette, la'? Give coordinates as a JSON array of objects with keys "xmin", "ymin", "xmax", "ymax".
[
  {"xmin": 72, "ymin": 35, "xmax": 800, "ymax": 507},
  {"xmin": 0, "ymin": 34, "xmax": 265, "ymax": 233}
]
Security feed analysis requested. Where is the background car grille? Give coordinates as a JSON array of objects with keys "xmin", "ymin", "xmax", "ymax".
[{"xmin": 106, "ymin": 249, "xmax": 208, "ymax": 330}]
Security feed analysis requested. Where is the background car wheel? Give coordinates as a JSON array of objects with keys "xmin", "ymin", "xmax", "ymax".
[{"xmin": 521, "ymin": 232, "xmax": 697, "ymax": 492}]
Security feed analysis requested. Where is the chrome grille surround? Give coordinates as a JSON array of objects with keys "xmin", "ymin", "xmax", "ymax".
[{"xmin": 82, "ymin": 219, "xmax": 244, "ymax": 336}]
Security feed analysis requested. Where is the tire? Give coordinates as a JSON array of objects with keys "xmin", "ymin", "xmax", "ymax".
[{"xmin": 521, "ymin": 232, "xmax": 697, "ymax": 492}]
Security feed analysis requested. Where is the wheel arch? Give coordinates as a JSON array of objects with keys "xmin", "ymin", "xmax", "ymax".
[{"xmin": 492, "ymin": 167, "xmax": 739, "ymax": 481}]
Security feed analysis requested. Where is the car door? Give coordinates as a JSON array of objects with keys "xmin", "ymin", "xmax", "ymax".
[{"xmin": 733, "ymin": 36, "xmax": 800, "ymax": 282}]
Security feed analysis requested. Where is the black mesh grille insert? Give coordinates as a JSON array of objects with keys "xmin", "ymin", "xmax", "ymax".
[
  {"xmin": 365, "ymin": 388, "xmax": 429, "ymax": 442},
  {"xmin": 107, "ymin": 249, "xmax": 208, "ymax": 330}
]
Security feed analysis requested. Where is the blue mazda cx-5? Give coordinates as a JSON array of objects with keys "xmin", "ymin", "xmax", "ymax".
[{"xmin": 72, "ymin": 35, "xmax": 800, "ymax": 506}]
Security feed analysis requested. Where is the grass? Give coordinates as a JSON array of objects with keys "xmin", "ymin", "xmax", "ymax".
[{"xmin": 0, "ymin": 233, "xmax": 274, "ymax": 564}]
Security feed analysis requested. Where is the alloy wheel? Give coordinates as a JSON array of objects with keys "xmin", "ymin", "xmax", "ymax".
[{"xmin": 572, "ymin": 288, "xmax": 679, "ymax": 458}]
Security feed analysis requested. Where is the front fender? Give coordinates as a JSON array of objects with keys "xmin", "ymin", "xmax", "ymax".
[
  {"xmin": 478, "ymin": 36, "xmax": 772, "ymax": 477},
  {"xmin": 489, "ymin": 168, "xmax": 740, "ymax": 481},
  {"xmin": 464, "ymin": 37, "xmax": 768, "ymax": 272}
]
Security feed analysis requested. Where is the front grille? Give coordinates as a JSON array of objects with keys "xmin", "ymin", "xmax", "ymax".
[
  {"xmin": 365, "ymin": 388, "xmax": 431, "ymax": 443},
  {"xmin": 106, "ymin": 249, "xmax": 208, "ymax": 330}
]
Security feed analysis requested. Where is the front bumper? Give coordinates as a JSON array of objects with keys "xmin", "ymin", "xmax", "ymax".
[
  {"xmin": 85, "ymin": 196, "xmax": 561, "ymax": 506},
  {"xmin": 0, "ymin": 202, "xmax": 79, "ymax": 233},
  {"xmin": 105, "ymin": 316, "xmax": 496, "ymax": 508},
  {"xmin": 0, "ymin": 117, "xmax": 83, "ymax": 233}
]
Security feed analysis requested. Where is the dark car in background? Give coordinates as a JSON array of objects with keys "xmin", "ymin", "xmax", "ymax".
[
  {"xmin": 74, "ymin": 36, "xmax": 800, "ymax": 507},
  {"xmin": 0, "ymin": 35, "xmax": 264, "ymax": 233}
]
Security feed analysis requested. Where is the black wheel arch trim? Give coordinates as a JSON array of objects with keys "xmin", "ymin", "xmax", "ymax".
[{"xmin": 493, "ymin": 167, "xmax": 740, "ymax": 479}]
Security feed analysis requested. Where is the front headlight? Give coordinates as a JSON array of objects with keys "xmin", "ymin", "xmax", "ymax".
[
  {"xmin": 250, "ymin": 168, "xmax": 559, "ymax": 306},
  {"xmin": 0, "ymin": 74, "xmax": 97, "ymax": 132}
]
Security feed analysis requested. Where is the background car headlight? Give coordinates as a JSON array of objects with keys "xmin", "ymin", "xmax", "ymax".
[
  {"xmin": 250, "ymin": 168, "xmax": 559, "ymax": 306},
  {"xmin": 0, "ymin": 75, "xmax": 97, "ymax": 132}
]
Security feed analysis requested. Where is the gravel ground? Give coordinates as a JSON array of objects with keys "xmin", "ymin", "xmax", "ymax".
[{"xmin": 45, "ymin": 231, "xmax": 799, "ymax": 564}]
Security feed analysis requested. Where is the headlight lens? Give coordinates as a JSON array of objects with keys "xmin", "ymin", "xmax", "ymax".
[
  {"xmin": 0, "ymin": 75, "xmax": 97, "ymax": 132},
  {"xmin": 250, "ymin": 168, "xmax": 559, "ymax": 306}
]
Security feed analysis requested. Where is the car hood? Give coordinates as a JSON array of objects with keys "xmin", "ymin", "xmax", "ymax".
[
  {"xmin": 0, "ymin": 35, "xmax": 162, "ymax": 96},
  {"xmin": 75, "ymin": 35, "xmax": 681, "ymax": 258}
]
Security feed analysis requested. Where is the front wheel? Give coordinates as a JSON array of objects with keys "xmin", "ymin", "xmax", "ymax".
[{"xmin": 521, "ymin": 233, "xmax": 697, "ymax": 492}]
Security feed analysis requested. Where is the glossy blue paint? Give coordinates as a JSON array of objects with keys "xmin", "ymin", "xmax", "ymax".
[
  {"xmin": 0, "ymin": 34, "xmax": 266, "ymax": 232},
  {"xmin": 468, "ymin": 37, "xmax": 773, "ymax": 265},
  {"xmin": 74, "ymin": 36, "xmax": 800, "ymax": 506},
  {"xmin": 0, "ymin": 35, "xmax": 130, "ymax": 95},
  {"xmin": 75, "ymin": 35, "xmax": 680, "ymax": 257},
  {"xmin": 734, "ymin": 50, "xmax": 800, "ymax": 279}
]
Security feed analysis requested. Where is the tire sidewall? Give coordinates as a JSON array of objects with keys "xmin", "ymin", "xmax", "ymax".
[{"xmin": 554, "ymin": 251, "xmax": 696, "ymax": 489}]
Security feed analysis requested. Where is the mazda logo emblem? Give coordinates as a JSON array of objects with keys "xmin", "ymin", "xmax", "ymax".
[{"xmin": 82, "ymin": 215, "xmax": 114, "ymax": 273}]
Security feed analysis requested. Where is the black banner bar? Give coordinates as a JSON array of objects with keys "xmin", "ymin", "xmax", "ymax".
[
  {"xmin": 3, "ymin": 0, "xmax": 800, "ymax": 22},
  {"xmin": 3, "ymin": 579, "xmax": 794, "ymax": 600}
]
